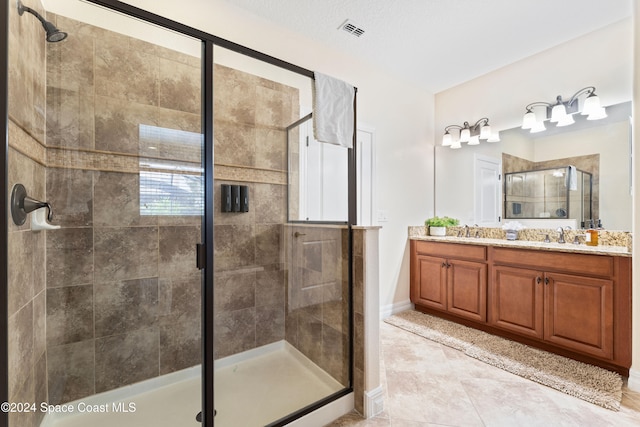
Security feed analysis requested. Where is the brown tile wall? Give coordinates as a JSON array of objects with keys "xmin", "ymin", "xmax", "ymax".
[
  {"xmin": 9, "ymin": 5, "xmax": 350, "ymax": 417},
  {"xmin": 284, "ymin": 225, "xmax": 351, "ymax": 387},
  {"xmin": 352, "ymin": 228, "xmax": 365, "ymax": 414},
  {"xmin": 41, "ymin": 14, "xmax": 203, "ymax": 404},
  {"xmin": 7, "ymin": 1, "xmax": 48, "ymax": 426},
  {"xmin": 212, "ymin": 64, "xmax": 300, "ymax": 359}
]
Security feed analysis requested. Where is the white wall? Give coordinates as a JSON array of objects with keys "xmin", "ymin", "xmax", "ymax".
[{"xmin": 435, "ymin": 19, "xmax": 632, "ymax": 133}]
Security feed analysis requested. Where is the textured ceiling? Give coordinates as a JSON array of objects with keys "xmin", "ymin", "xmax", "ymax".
[{"xmin": 220, "ymin": 0, "xmax": 632, "ymax": 92}]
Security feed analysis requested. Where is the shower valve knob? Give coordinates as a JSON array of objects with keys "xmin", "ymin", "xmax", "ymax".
[{"xmin": 10, "ymin": 183, "xmax": 54, "ymax": 226}]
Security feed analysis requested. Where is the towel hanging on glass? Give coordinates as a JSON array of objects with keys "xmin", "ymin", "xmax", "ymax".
[
  {"xmin": 568, "ymin": 165, "xmax": 578, "ymax": 191},
  {"xmin": 312, "ymin": 72, "xmax": 355, "ymax": 148}
]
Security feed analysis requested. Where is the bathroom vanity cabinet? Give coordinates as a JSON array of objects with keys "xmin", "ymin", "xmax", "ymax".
[
  {"xmin": 409, "ymin": 240, "xmax": 632, "ymax": 374},
  {"xmin": 411, "ymin": 241, "xmax": 487, "ymax": 322}
]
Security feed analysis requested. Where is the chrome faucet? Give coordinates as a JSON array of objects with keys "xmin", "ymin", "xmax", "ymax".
[
  {"xmin": 464, "ymin": 225, "xmax": 470, "ymax": 238},
  {"xmin": 556, "ymin": 226, "xmax": 571, "ymax": 244}
]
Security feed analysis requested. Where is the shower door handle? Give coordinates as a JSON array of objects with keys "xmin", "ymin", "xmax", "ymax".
[{"xmin": 196, "ymin": 243, "xmax": 206, "ymax": 270}]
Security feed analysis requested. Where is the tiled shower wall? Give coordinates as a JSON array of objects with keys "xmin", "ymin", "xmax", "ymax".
[
  {"xmin": 284, "ymin": 225, "xmax": 350, "ymax": 387},
  {"xmin": 43, "ymin": 14, "xmax": 203, "ymax": 404},
  {"xmin": 7, "ymin": 1, "xmax": 48, "ymax": 426},
  {"xmin": 212, "ymin": 64, "xmax": 299, "ymax": 359},
  {"xmin": 8, "ymin": 7, "xmax": 350, "ymax": 423}
]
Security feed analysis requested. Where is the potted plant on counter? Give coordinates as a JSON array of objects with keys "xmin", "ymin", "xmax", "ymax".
[{"xmin": 425, "ymin": 216, "xmax": 459, "ymax": 236}]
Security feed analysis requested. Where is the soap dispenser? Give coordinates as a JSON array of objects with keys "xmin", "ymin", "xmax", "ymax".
[{"xmin": 585, "ymin": 219, "xmax": 598, "ymax": 247}]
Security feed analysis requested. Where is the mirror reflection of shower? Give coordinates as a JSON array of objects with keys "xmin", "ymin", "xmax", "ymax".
[{"xmin": 17, "ymin": 0, "xmax": 68, "ymax": 42}]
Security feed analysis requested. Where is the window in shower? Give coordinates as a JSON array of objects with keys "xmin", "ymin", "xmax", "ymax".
[{"xmin": 138, "ymin": 124, "xmax": 204, "ymax": 216}]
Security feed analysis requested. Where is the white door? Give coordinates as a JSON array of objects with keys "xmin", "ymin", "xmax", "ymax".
[
  {"xmin": 301, "ymin": 123, "xmax": 375, "ymax": 224},
  {"xmin": 300, "ymin": 119, "xmax": 348, "ymax": 222},
  {"xmin": 474, "ymin": 155, "xmax": 501, "ymax": 226}
]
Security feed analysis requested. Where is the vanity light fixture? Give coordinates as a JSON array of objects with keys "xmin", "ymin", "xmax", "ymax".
[
  {"xmin": 521, "ymin": 86, "xmax": 607, "ymax": 133},
  {"xmin": 441, "ymin": 118, "xmax": 500, "ymax": 149}
]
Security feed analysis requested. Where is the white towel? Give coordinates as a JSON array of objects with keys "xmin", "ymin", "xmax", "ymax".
[
  {"xmin": 568, "ymin": 165, "xmax": 577, "ymax": 191},
  {"xmin": 312, "ymin": 72, "xmax": 355, "ymax": 148}
]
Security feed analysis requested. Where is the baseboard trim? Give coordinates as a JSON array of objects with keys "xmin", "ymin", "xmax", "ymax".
[
  {"xmin": 628, "ymin": 367, "xmax": 640, "ymax": 391},
  {"xmin": 364, "ymin": 385, "xmax": 384, "ymax": 418},
  {"xmin": 380, "ymin": 300, "xmax": 413, "ymax": 319}
]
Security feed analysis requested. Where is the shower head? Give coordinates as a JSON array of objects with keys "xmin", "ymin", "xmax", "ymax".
[{"xmin": 17, "ymin": 1, "xmax": 67, "ymax": 43}]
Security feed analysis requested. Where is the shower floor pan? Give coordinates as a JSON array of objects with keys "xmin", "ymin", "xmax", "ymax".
[{"xmin": 40, "ymin": 341, "xmax": 343, "ymax": 427}]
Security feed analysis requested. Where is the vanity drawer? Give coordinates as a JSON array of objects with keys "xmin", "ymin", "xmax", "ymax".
[
  {"xmin": 491, "ymin": 247, "xmax": 614, "ymax": 277},
  {"xmin": 415, "ymin": 241, "xmax": 486, "ymax": 261}
]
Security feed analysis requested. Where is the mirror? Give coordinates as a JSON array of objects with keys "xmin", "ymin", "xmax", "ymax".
[{"xmin": 435, "ymin": 101, "xmax": 632, "ymax": 231}]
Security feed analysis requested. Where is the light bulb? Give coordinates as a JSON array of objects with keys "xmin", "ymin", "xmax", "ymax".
[
  {"xmin": 522, "ymin": 111, "xmax": 536, "ymax": 129},
  {"xmin": 582, "ymin": 93, "xmax": 601, "ymax": 116},
  {"xmin": 587, "ymin": 107, "xmax": 607, "ymax": 120},
  {"xmin": 460, "ymin": 128, "xmax": 470, "ymax": 143},
  {"xmin": 556, "ymin": 114, "xmax": 575, "ymax": 127},
  {"xmin": 442, "ymin": 132, "xmax": 452, "ymax": 146},
  {"xmin": 530, "ymin": 121, "xmax": 546, "ymax": 133},
  {"xmin": 480, "ymin": 124, "xmax": 491, "ymax": 140},
  {"xmin": 550, "ymin": 104, "xmax": 567, "ymax": 123}
]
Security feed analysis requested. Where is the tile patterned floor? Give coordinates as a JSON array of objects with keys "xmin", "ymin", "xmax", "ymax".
[{"xmin": 328, "ymin": 321, "xmax": 640, "ymax": 427}]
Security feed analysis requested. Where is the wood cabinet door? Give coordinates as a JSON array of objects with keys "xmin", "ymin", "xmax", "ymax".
[
  {"xmin": 447, "ymin": 260, "xmax": 487, "ymax": 322},
  {"xmin": 490, "ymin": 265, "xmax": 544, "ymax": 339},
  {"xmin": 411, "ymin": 255, "xmax": 447, "ymax": 311},
  {"xmin": 544, "ymin": 272, "xmax": 614, "ymax": 359}
]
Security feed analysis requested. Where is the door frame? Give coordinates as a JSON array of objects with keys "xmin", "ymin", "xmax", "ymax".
[
  {"xmin": 357, "ymin": 125, "xmax": 376, "ymax": 226},
  {"xmin": 474, "ymin": 153, "xmax": 502, "ymax": 226}
]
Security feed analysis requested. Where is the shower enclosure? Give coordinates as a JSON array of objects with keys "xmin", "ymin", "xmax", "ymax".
[
  {"xmin": 2, "ymin": 1, "xmax": 355, "ymax": 426},
  {"xmin": 504, "ymin": 166, "xmax": 593, "ymax": 226}
]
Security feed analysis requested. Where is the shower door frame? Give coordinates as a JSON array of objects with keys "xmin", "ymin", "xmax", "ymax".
[
  {"xmin": 0, "ymin": 0, "xmax": 358, "ymax": 426},
  {"xmin": 1, "ymin": 0, "xmax": 9, "ymax": 422}
]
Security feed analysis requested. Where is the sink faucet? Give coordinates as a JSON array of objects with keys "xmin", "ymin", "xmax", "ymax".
[
  {"xmin": 556, "ymin": 226, "xmax": 571, "ymax": 243},
  {"xmin": 464, "ymin": 225, "xmax": 470, "ymax": 238}
]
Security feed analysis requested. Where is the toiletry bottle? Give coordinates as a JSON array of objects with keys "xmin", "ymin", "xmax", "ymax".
[{"xmin": 585, "ymin": 219, "xmax": 598, "ymax": 246}]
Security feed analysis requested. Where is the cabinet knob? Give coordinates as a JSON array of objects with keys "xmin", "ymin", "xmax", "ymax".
[
  {"xmin": 545, "ymin": 277, "xmax": 550, "ymax": 285},
  {"xmin": 536, "ymin": 277, "xmax": 542, "ymax": 284},
  {"xmin": 441, "ymin": 262, "xmax": 447, "ymax": 268}
]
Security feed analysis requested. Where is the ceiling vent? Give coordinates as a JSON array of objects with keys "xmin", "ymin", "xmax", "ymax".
[{"xmin": 339, "ymin": 19, "xmax": 365, "ymax": 37}]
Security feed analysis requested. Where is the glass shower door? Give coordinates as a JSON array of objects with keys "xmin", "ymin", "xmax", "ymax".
[
  {"xmin": 211, "ymin": 45, "xmax": 352, "ymax": 426},
  {"xmin": 6, "ymin": 1, "xmax": 205, "ymax": 425}
]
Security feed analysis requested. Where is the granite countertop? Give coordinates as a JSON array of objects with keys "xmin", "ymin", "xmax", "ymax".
[{"xmin": 410, "ymin": 235, "xmax": 631, "ymax": 257}]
